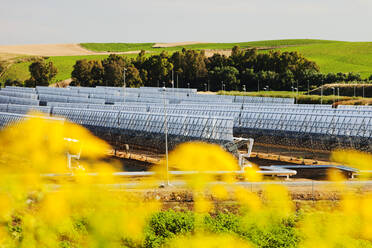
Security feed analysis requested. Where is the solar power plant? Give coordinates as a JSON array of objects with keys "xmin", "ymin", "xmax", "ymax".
[{"xmin": 1, "ymin": 86, "xmax": 371, "ymax": 154}]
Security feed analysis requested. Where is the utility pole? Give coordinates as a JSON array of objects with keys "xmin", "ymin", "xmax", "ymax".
[
  {"xmin": 162, "ymin": 87, "xmax": 170, "ymax": 186},
  {"xmin": 331, "ymin": 87, "xmax": 335, "ymax": 104}
]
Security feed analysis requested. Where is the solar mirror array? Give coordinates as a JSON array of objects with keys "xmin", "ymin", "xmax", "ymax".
[{"xmin": 0, "ymin": 86, "xmax": 371, "ymax": 156}]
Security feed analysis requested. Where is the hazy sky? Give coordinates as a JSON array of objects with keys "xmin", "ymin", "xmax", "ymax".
[{"xmin": 1, "ymin": 0, "xmax": 371, "ymax": 45}]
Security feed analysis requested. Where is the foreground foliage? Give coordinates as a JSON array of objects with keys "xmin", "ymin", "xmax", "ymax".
[{"xmin": 0, "ymin": 114, "xmax": 372, "ymax": 247}]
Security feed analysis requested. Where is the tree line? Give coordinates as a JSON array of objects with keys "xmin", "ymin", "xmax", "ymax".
[
  {"xmin": 7, "ymin": 47, "xmax": 372, "ymax": 91},
  {"xmin": 70, "ymin": 47, "xmax": 369, "ymax": 91}
]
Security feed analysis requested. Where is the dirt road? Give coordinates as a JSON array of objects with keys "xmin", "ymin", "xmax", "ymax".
[{"xmin": 0, "ymin": 44, "xmax": 140, "ymax": 56}]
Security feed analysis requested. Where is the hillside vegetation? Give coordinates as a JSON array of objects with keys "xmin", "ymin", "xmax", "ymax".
[
  {"xmin": 81, "ymin": 40, "xmax": 372, "ymax": 78},
  {"xmin": 1, "ymin": 39, "xmax": 372, "ymax": 85}
]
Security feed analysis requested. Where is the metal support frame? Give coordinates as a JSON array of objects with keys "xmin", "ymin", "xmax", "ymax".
[{"xmin": 64, "ymin": 137, "xmax": 84, "ymax": 171}]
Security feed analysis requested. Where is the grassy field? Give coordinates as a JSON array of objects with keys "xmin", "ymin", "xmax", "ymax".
[
  {"xmin": 80, "ymin": 43, "xmax": 156, "ymax": 52},
  {"xmin": 277, "ymin": 42, "xmax": 372, "ymax": 78},
  {"xmin": 81, "ymin": 39, "xmax": 334, "ymax": 52},
  {"xmin": 2, "ymin": 39, "xmax": 372, "ymax": 84}
]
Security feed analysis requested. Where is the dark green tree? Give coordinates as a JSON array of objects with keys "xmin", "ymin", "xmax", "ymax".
[
  {"xmin": 25, "ymin": 60, "xmax": 57, "ymax": 87},
  {"xmin": 208, "ymin": 66, "xmax": 239, "ymax": 91},
  {"xmin": 102, "ymin": 54, "xmax": 131, "ymax": 87},
  {"xmin": 125, "ymin": 66, "xmax": 143, "ymax": 87},
  {"xmin": 71, "ymin": 59, "xmax": 94, "ymax": 87}
]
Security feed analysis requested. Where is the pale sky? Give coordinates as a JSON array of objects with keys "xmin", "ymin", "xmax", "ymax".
[{"xmin": 1, "ymin": 0, "xmax": 372, "ymax": 45}]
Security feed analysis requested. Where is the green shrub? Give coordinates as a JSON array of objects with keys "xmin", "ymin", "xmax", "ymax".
[
  {"xmin": 204, "ymin": 213, "xmax": 240, "ymax": 234},
  {"xmin": 144, "ymin": 210, "xmax": 195, "ymax": 248},
  {"xmin": 144, "ymin": 210, "xmax": 300, "ymax": 248},
  {"xmin": 238, "ymin": 218, "xmax": 300, "ymax": 248}
]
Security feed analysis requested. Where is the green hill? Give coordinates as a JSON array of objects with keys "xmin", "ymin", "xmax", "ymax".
[
  {"xmin": 1, "ymin": 39, "xmax": 372, "ymax": 85},
  {"xmin": 81, "ymin": 40, "xmax": 372, "ymax": 78}
]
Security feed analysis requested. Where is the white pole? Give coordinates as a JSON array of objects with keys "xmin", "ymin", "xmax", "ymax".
[
  {"xmin": 332, "ymin": 87, "xmax": 335, "ymax": 104},
  {"xmin": 123, "ymin": 68, "xmax": 127, "ymax": 101},
  {"xmin": 162, "ymin": 87, "xmax": 170, "ymax": 186}
]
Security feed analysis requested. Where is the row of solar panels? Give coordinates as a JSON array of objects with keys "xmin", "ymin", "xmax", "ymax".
[
  {"xmin": 96, "ymin": 87, "xmax": 294, "ymax": 103},
  {"xmin": 0, "ymin": 95, "xmax": 40, "ymax": 105},
  {"xmin": 0, "ymin": 93, "xmax": 108, "ymax": 105},
  {"xmin": 237, "ymin": 111, "xmax": 372, "ymax": 138},
  {"xmin": 53, "ymin": 108, "xmax": 233, "ymax": 141},
  {"xmin": 96, "ymin": 86, "xmax": 199, "ymax": 94},
  {"xmin": 0, "ymin": 106, "xmax": 234, "ymax": 148},
  {"xmin": 338, "ymin": 105, "xmax": 372, "ymax": 109},
  {"xmin": 0, "ymin": 112, "xmax": 64, "ymax": 129},
  {"xmin": 0, "ymin": 103, "xmax": 148, "ymax": 113},
  {"xmin": 2, "ymin": 86, "xmax": 295, "ymax": 104},
  {"xmin": 149, "ymin": 106, "xmax": 372, "ymax": 119},
  {"xmin": 0, "ymin": 89, "xmax": 294, "ymax": 105},
  {"xmin": 1, "ymin": 103, "xmax": 371, "ymax": 139},
  {"xmin": 1, "ymin": 103, "xmax": 358, "ymax": 118},
  {"xmin": 40, "ymin": 102, "xmax": 337, "ymax": 116}
]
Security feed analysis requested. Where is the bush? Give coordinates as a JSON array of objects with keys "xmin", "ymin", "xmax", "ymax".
[
  {"xmin": 238, "ymin": 218, "xmax": 300, "ymax": 248},
  {"xmin": 144, "ymin": 210, "xmax": 300, "ymax": 248},
  {"xmin": 204, "ymin": 213, "xmax": 240, "ymax": 234},
  {"xmin": 144, "ymin": 210, "xmax": 195, "ymax": 248}
]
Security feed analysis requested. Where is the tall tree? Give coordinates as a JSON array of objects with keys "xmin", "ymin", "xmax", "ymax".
[
  {"xmin": 25, "ymin": 60, "xmax": 57, "ymax": 87},
  {"xmin": 102, "ymin": 54, "xmax": 130, "ymax": 87}
]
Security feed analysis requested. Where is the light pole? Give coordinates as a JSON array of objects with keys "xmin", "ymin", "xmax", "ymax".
[
  {"xmin": 307, "ymin": 81, "xmax": 310, "ymax": 94},
  {"xmin": 320, "ymin": 85, "xmax": 323, "ymax": 105},
  {"xmin": 242, "ymin": 85, "xmax": 246, "ymax": 107},
  {"xmin": 296, "ymin": 86, "xmax": 298, "ymax": 103},
  {"xmin": 223, "ymin": 84, "xmax": 226, "ymax": 91},
  {"xmin": 331, "ymin": 87, "xmax": 335, "ymax": 105},
  {"xmin": 337, "ymin": 88, "xmax": 340, "ymax": 103},
  {"xmin": 171, "ymin": 69, "xmax": 174, "ymax": 89},
  {"xmin": 204, "ymin": 83, "xmax": 207, "ymax": 92},
  {"xmin": 221, "ymin": 81, "xmax": 224, "ymax": 91},
  {"xmin": 257, "ymin": 79, "xmax": 260, "ymax": 92},
  {"xmin": 293, "ymin": 87, "xmax": 298, "ymax": 104},
  {"xmin": 162, "ymin": 87, "xmax": 170, "ymax": 186}
]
